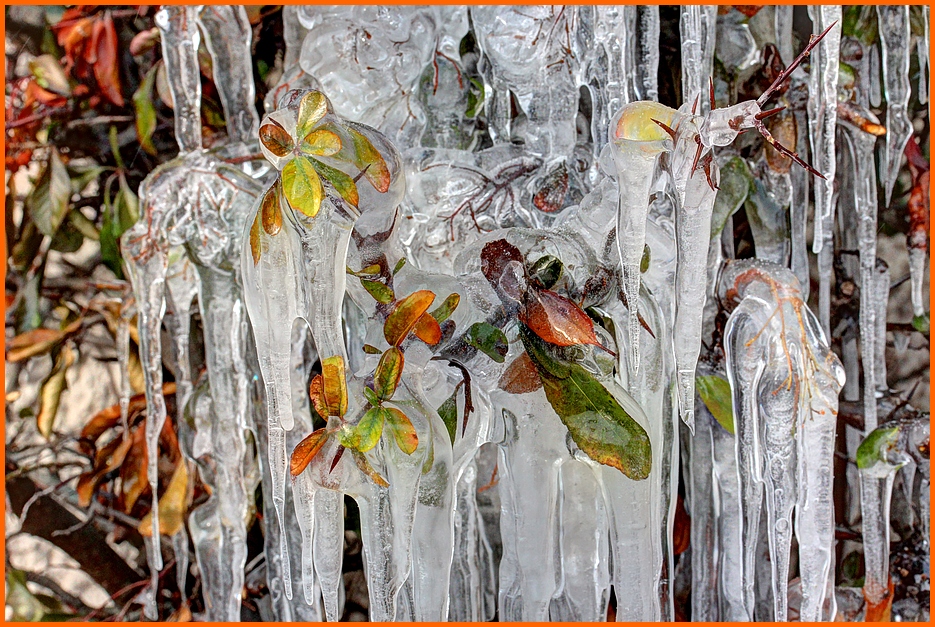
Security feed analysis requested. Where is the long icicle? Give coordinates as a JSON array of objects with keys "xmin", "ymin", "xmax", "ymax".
[{"xmin": 877, "ymin": 6, "xmax": 914, "ymax": 208}]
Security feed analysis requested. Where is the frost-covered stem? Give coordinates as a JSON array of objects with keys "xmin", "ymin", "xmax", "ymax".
[
  {"xmin": 806, "ymin": 6, "xmax": 841, "ymax": 335},
  {"xmin": 116, "ymin": 311, "xmax": 131, "ymax": 432},
  {"xmin": 877, "ymin": 6, "xmax": 914, "ymax": 208},
  {"xmin": 197, "ymin": 6, "xmax": 260, "ymax": 145},
  {"xmin": 155, "ymin": 7, "xmax": 202, "ymax": 153}
]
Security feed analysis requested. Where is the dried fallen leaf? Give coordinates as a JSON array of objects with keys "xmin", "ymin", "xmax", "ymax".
[
  {"xmin": 37, "ymin": 344, "xmax": 76, "ymax": 438},
  {"xmin": 90, "ymin": 12, "xmax": 124, "ymax": 107},
  {"xmin": 7, "ymin": 319, "xmax": 82, "ymax": 363},
  {"xmin": 139, "ymin": 461, "xmax": 191, "ymax": 537}
]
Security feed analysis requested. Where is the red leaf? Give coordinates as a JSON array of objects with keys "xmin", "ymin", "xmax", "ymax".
[
  {"xmin": 532, "ymin": 163, "xmax": 569, "ymax": 213},
  {"xmin": 520, "ymin": 289, "xmax": 602, "ymax": 348},
  {"xmin": 90, "ymin": 13, "xmax": 124, "ymax": 106}
]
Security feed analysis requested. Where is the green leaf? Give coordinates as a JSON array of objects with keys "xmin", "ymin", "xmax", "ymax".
[
  {"xmin": 310, "ymin": 158, "xmax": 359, "ymax": 208},
  {"xmin": 466, "ymin": 77, "xmax": 485, "ymax": 118},
  {"xmin": 528, "ymin": 255, "xmax": 563, "ymax": 289},
  {"xmin": 374, "ymin": 347, "xmax": 404, "ymax": 401},
  {"xmin": 465, "ymin": 322, "xmax": 508, "ymax": 363},
  {"xmin": 132, "ymin": 64, "xmax": 159, "ymax": 156},
  {"xmin": 67, "ymin": 209, "xmax": 100, "ymax": 241},
  {"xmin": 360, "ymin": 278, "xmax": 395, "ymax": 304},
  {"xmin": 393, "ymin": 257, "xmax": 407, "ymax": 275},
  {"xmin": 912, "ymin": 313, "xmax": 929, "ymax": 335},
  {"xmin": 363, "ymin": 385, "xmax": 381, "ymax": 407},
  {"xmin": 640, "ymin": 244, "xmax": 651, "ymax": 274},
  {"xmin": 695, "ymin": 375, "xmax": 734, "ymax": 435},
  {"xmin": 709, "ymin": 156, "xmax": 753, "ymax": 239},
  {"xmin": 520, "ymin": 324, "xmax": 652, "ymax": 480},
  {"xmin": 430, "ymin": 293, "xmax": 460, "ymax": 323},
  {"xmin": 856, "ymin": 426, "xmax": 903, "ymax": 470},
  {"xmin": 282, "ymin": 155, "xmax": 324, "ymax": 218},
  {"xmin": 27, "ymin": 148, "xmax": 71, "ymax": 237},
  {"xmin": 296, "ymin": 91, "xmax": 328, "ymax": 139},
  {"xmin": 356, "ymin": 407, "xmax": 386, "ymax": 453},
  {"xmin": 48, "ymin": 217, "xmax": 83, "ymax": 253},
  {"xmin": 437, "ymin": 391, "xmax": 458, "ymax": 445},
  {"xmin": 115, "ymin": 172, "xmax": 140, "ymax": 233},
  {"xmin": 363, "ymin": 344, "xmax": 382, "ymax": 355}
]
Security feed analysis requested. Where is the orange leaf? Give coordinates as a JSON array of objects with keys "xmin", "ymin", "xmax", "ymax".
[
  {"xmin": 308, "ymin": 374, "xmax": 328, "ymax": 419},
  {"xmin": 250, "ymin": 210, "xmax": 262, "ymax": 265},
  {"xmin": 260, "ymin": 120, "xmax": 295, "ymax": 158},
  {"xmin": 384, "ymin": 290, "xmax": 436, "ymax": 346},
  {"xmin": 321, "ymin": 356, "xmax": 348, "ymax": 417},
  {"xmin": 520, "ymin": 289, "xmax": 602, "ymax": 348},
  {"xmin": 90, "ymin": 13, "xmax": 124, "ymax": 107},
  {"xmin": 76, "ymin": 435, "xmax": 133, "ymax": 507},
  {"xmin": 498, "ymin": 351, "xmax": 543, "ymax": 394},
  {"xmin": 261, "ymin": 180, "xmax": 282, "ymax": 235},
  {"xmin": 290, "ymin": 428, "xmax": 330, "ymax": 476},
  {"xmin": 412, "ymin": 312, "xmax": 442, "ymax": 346}
]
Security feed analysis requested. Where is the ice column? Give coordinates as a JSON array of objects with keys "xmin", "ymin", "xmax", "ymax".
[{"xmin": 877, "ymin": 6, "xmax": 914, "ymax": 208}]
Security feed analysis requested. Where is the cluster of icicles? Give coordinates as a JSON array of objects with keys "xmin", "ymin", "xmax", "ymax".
[{"xmin": 118, "ymin": 5, "xmax": 929, "ymax": 622}]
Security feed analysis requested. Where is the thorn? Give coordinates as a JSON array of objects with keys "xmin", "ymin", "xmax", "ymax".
[
  {"xmin": 757, "ymin": 20, "xmax": 838, "ymax": 107},
  {"xmin": 755, "ymin": 105, "xmax": 786, "ymax": 121},
  {"xmin": 692, "ymin": 93, "xmax": 700, "ymax": 115},
  {"xmin": 651, "ymin": 118, "xmax": 678, "ymax": 141},
  {"xmin": 709, "ymin": 76, "xmax": 716, "ymax": 111},
  {"xmin": 691, "ymin": 136, "xmax": 703, "ymax": 175},
  {"xmin": 756, "ymin": 120, "xmax": 825, "ymax": 179}
]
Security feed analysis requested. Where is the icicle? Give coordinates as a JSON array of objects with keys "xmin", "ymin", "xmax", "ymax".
[
  {"xmin": 116, "ymin": 305, "xmax": 131, "ymax": 432},
  {"xmin": 806, "ymin": 6, "xmax": 841, "ymax": 336},
  {"xmin": 610, "ymin": 102, "xmax": 669, "ymax": 379},
  {"xmin": 313, "ymin": 489, "xmax": 345, "ymax": 621},
  {"xmin": 172, "ymin": 525, "xmax": 190, "ymax": 610},
  {"xmin": 679, "ymin": 5, "xmax": 717, "ymax": 111},
  {"xmin": 872, "ymin": 260, "xmax": 890, "ymax": 399},
  {"xmin": 689, "ymin": 401, "xmax": 720, "ymax": 621},
  {"xmin": 164, "ymin": 251, "xmax": 198, "ymax": 443},
  {"xmin": 154, "ymin": 7, "xmax": 202, "ymax": 153},
  {"xmin": 877, "ymin": 6, "xmax": 914, "ymax": 208},
  {"xmin": 919, "ymin": 7, "xmax": 929, "ymax": 106},
  {"xmin": 636, "ymin": 6, "xmax": 660, "ymax": 102},
  {"xmin": 197, "ymin": 6, "xmax": 261, "ymax": 145}
]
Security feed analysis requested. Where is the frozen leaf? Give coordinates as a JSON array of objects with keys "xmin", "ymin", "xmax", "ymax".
[
  {"xmin": 27, "ymin": 148, "xmax": 72, "ymax": 237},
  {"xmin": 360, "ymin": 279, "xmax": 395, "ymax": 304},
  {"xmin": 384, "ymin": 290, "xmax": 436, "ymax": 346},
  {"xmin": 356, "ymin": 407, "xmax": 386, "ymax": 453},
  {"xmin": 520, "ymin": 324, "xmax": 652, "ymax": 480},
  {"xmin": 301, "ymin": 129, "xmax": 342, "ymax": 157},
  {"xmin": 282, "ymin": 155, "xmax": 324, "ymax": 218},
  {"xmin": 480, "ymin": 239, "xmax": 524, "ymax": 286},
  {"xmin": 259, "ymin": 120, "xmax": 295, "ymax": 158},
  {"xmin": 349, "ymin": 127, "xmax": 391, "ymax": 193},
  {"xmin": 412, "ymin": 312, "xmax": 442, "ymax": 346},
  {"xmin": 912, "ymin": 313, "xmax": 929, "ymax": 335},
  {"xmin": 363, "ymin": 385, "xmax": 381, "ymax": 407},
  {"xmin": 90, "ymin": 13, "xmax": 124, "ymax": 107},
  {"xmin": 309, "ymin": 374, "xmax": 328, "ymax": 420},
  {"xmin": 520, "ymin": 289, "xmax": 602, "ymax": 349},
  {"xmin": 321, "ymin": 357, "xmax": 348, "ymax": 417},
  {"xmin": 393, "ymin": 258, "xmax": 407, "ymax": 275},
  {"xmin": 498, "ymin": 351, "xmax": 543, "ymax": 394},
  {"xmin": 374, "ymin": 347, "xmax": 404, "ymax": 401},
  {"xmin": 291, "ymin": 428, "xmax": 330, "ymax": 476},
  {"xmin": 528, "ymin": 255, "xmax": 563, "ymax": 290},
  {"xmin": 133, "ymin": 64, "xmax": 159, "ymax": 156},
  {"xmin": 295, "ymin": 90, "xmax": 328, "ymax": 138},
  {"xmin": 466, "ymin": 322, "xmax": 509, "ymax": 363},
  {"xmin": 532, "ymin": 162, "xmax": 569, "ymax": 213},
  {"xmin": 362, "ymin": 344, "xmax": 382, "ymax": 355},
  {"xmin": 385, "ymin": 406, "xmax": 418, "ymax": 455},
  {"xmin": 311, "ymin": 158, "xmax": 359, "ymax": 208},
  {"xmin": 352, "ymin": 450, "xmax": 389, "ymax": 487},
  {"xmin": 261, "ymin": 180, "xmax": 283, "ymax": 236},
  {"xmin": 7, "ymin": 319, "xmax": 82, "ymax": 363},
  {"xmin": 37, "ymin": 344, "xmax": 76, "ymax": 438},
  {"xmin": 430, "ymin": 293, "xmax": 460, "ymax": 322},
  {"xmin": 352, "ymin": 264, "xmax": 381, "ymax": 276},
  {"xmin": 710, "ymin": 156, "xmax": 753, "ymax": 238},
  {"xmin": 437, "ymin": 391, "xmax": 458, "ymax": 445},
  {"xmin": 695, "ymin": 375, "xmax": 734, "ymax": 434},
  {"xmin": 139, "ymin": 461, "xmax": 190, "ymax": 537},
  {"xmin": 640, "ymin": 245, "xmax": 651, "ymax": 274},
  {"xmin": 249, "ymin": 211, "xmax": 262, "ymax": 265}
]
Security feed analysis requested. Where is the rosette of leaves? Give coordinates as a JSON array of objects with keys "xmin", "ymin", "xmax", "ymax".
[
  {"xmin": 480, "ymin": 239, "xmax": 652, "ymax": 480},
  {"xmin": 250, "ymin": 90, "xmax": 392, "ymax": 264}
]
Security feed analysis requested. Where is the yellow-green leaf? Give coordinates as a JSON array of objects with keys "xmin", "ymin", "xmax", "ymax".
[
  {"xmin": 352, "ymin": 449, "xmax": 389, "ymax": 487},
  {"xmin": 360, "ymin": 279, "xmax": 395, "ymax": 304},
  {"xmin": 374, "ymin": 346, "xmax": 404, "ymax": 401},
  {"xmin": 259, "ymin": 119, "xmax": 295, "ymax": 158},
  {"xmin": 301, "ymin": 129, "xmax": 342, "ymax": 157},
  {"xmin": 385, "ymin": 406, "xmax": 418, "ymax": 455},
  {"xmin": 282, "ymin": 156, "xmax": 324, "ymax": 218},
  {"xmin": 321, "ymin": 356, "xmax": 348, "ymax": 417},
  {"xmin": 311, "ymin": 158, "xmax": 359, "ymax": 208},
  {"xmin": 132, "ymin": 64, "xmax": 159, "ymax": 156},
  {"xmin": 291, "ymin": 427, "xmax": 330, "ymax": 476},
  {"xmin": 250, "ymin": 210, "xmax": 262, "ymax": 265},
  {"xmin": 695, "ymin": 375, "xmax": 734, "ymax": 435},
  {"xmin": 384, "ymin": 290, "xmax": 436, "ymax": 346},
  {"xmin": 261, "ymin": 180, "xmax": 283, "ymax": 236},
  {"xmin": 363, "ymin": 344, "xmax": 382, "ymax": 355},
  {"xmin": 296, "ymin": 91, "xmax": 328, "ymax": 138},
  {"xmin": 37, "ymin": 344, "xmax": 75, "ymax": 438},
  {"xmin": 356, "ymin": 407, "xmax": 386, "ymax": 453},
  {"xmin": 430, "ymin": 293, "xmax": 460, "ymax": 323}
]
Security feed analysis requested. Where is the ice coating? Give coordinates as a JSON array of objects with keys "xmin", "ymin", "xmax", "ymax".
[
  {"xmin": 720, "ymin": 259, "xmax": 844, "ymax": 621},
  {"xmin": 680, "ymin": 5, "xmax": 718, "ymax": 111},
  {"xmin": 877, "ymin": 6, "xmax": 913, "ymax": 208},
  {"xmin": 807, "ymin": 6, "xmax": 841, "ymax": 335},
  {"xmin": 154, "ymin": 7, "xmax": 202, "ymax": 154}
]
